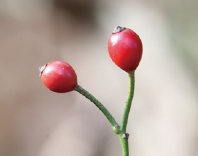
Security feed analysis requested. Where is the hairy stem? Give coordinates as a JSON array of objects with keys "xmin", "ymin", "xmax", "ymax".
[
  {"xmin": 74, "ymin": 84, "xmax": 119, "ymax": 128},
  {"xmin": 119, "ymin": 70, "xmax": 135, "ymax": 156},
  {"xmin": 120, "ymin": 70, "xmax": 135, "ymax": 132}
]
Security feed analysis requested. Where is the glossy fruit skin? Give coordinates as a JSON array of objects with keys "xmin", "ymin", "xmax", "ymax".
[
  {"xmin": 39, "ymin": 60, "xmax": 77, "ymax": 93},
  {"xmin": 108, "ymin": 27, "xmax": 143, "ymax": 72}
]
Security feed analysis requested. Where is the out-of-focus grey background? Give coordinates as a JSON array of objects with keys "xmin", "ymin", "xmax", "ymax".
[{"xmin": 0, "ymin": 0, "xmax": 198, "ymax": 156}]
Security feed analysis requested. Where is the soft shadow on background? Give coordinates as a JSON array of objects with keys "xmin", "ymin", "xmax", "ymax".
[{"xmin": 0, "ymin": 0, "xmax": 198, "ymax": 156}]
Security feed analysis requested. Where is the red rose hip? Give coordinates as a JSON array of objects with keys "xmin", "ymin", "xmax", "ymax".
[
  {"xmin": 39, "ymin": 60, "xmax": 77, "ymax": 93},
  {"xmin": 108, "ymin": 26, "xmax": 143, "ymax": 72}
]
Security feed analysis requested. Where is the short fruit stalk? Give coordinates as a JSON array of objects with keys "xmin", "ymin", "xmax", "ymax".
[{"xmin": 119, "ymin": 70, "xmax": 135, "ymax": 156}]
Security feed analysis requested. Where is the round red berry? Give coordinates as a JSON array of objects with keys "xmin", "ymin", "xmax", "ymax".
[
  {"xmin": 39, "ymin": 60, "xmax": 77, "ymax": 93},
  {"xmin": 108, "ymin": 26, "xmax": 143, "ymax": 72}
]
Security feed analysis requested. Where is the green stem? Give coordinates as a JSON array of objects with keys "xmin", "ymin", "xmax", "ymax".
[
  {"xmin": 119, "ymin": 134, "xmax": 129, "ymax": 156},
  {"xmin": 118, "ymin": 70, "xmax": 135, "ymax": 156},
  {"xmin": 74, "ymin": 84, "xmax": 119, "ymax": 128},
  {"xmin": 74, "ymin": 70, "xmax": 135, "ymax": 156},
  {"xmin": 120, "ymin": 70, "xmax": 135, "ymax": 132}
]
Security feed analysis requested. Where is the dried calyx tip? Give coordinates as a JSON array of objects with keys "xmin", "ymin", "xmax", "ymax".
[
  {"xmin": 112, "ymin": 26, "xmax": 126, "ymax": 34},
  {"xmin": 39, "ymin": 64, "xmax": 47, "ymax": 77}
]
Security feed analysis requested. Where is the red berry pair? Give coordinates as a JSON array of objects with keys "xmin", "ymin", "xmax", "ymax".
[{"xmin": 39, "ymin": 26, "xmax": 143, "ymax": 93}]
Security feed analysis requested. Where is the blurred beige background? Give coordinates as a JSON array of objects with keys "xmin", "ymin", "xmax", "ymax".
[{"xmin": 0, "ymin": 0, "xmax": 198, "ymax": 156}]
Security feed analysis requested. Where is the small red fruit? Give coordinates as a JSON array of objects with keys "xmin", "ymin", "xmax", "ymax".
[
  {"xmin": 108, "ymin": 26, "xmax": 143, "ymax": 72},
  {"xmin": 39, "ymin": 60, "xmax": 77, "ymax": 93}
]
